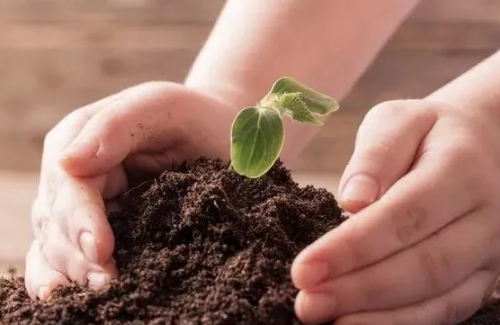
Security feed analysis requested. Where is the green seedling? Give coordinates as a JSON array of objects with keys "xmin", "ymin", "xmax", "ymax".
[{"xmin": 230, "ymin": 77, "xmax": 340, "ymax": 178}]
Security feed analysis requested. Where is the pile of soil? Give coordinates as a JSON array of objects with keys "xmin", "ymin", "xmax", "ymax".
[
  {"xmin": 0, "ymin": 157, "xmax": 498, "ymax": 324},
  {"xmin": 0, "ymin": 158, "xmax": 342, "ymax": 325}
]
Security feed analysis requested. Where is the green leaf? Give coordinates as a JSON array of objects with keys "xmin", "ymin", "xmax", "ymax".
[
  {"xmin": 269, "ymin": 77, "xmax": 339, "ymax": 115},
  {"xmin": 229, "ymin": 76, "xmax": 340, "ymax": 179},
  {"xmin": 230, "ymin": 107, "xmax": 284, "ymax": 178},
  {"xmin": 273, "ymin": 92, "xmax": 322, "ymax": 124}
]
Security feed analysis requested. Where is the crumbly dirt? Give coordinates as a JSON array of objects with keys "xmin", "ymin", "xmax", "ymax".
[
  {"xmin": 0, "ymin": 157, "xmax": 498, "ymax": 324},
  {"xmin": 0, "ymin": 158, "xmax": 343, "ymax": 324}
]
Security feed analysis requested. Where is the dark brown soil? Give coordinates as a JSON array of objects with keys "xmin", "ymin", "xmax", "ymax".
[
  {"xmin": 0, "ymin": 157, "xmax": 498, "ymax": 325},
  {"xmin": 0, "ymin": 158, "xmax": 343, "ymax": 325},
  {"xmin": 461, "ymin": 302, "xmax": 500, "ymax": 325}
]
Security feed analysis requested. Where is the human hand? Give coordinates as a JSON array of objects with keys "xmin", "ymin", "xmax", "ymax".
[
  {"xmin": 292, "ymin": 99, "xmax": 500, "ymax": 324},
  {"xmin": 25, "ymin": 82, "xmax": 235, "ymax": 299}
]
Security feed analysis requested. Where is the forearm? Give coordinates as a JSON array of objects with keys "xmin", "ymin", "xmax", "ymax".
[
  {"xmin": 427, "ymin": 50, "xmax": 500, "ymax": 125},
  {"xmin": 185, "ymin": 0, "xmax": 420, "ymax": 162}
]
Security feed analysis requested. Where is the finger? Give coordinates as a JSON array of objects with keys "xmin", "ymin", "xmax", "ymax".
[
  {"xmin": 35, "ymin": 176, "xmax": 115, "ymax": 266},
  {"xmin": 37, "ymin": 214, "xmax": 116, "ymax": 288},
  {"xmin": 292, "ymin": 147, "xmax": 480, "ymax": 289},
  {"xmin": 338, "ymin": 100, "xmax": 437, "ymax": 212},
  {"xmin": 24, "ymin": 241, "xmax": 69, "ymax": 300},
  {"xmin": 295, "ymin": 207, "xmax": 498, "ymax": 321},
  {"xmin": 334, "ymin": 271, "xmax": 497, "ymax": 325},
  {"xmin": 36, "ymin": 90, "xmax": 128, "ymax": 239},
  {"xmin": 59, "ymin": 82, "xmax": 188, "ymax": 177},
  {"xmin": 33, "ymin": 92, "xmax": 127, "ymax": 281},
  {"xmin": 42, "ymin": 91, "xmax": 126, "ymax": 162}
]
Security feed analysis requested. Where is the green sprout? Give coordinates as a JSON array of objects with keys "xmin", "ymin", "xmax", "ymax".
[{"xmin": 230, "ymin": 77, "xmax": 340, "ymax": 178}]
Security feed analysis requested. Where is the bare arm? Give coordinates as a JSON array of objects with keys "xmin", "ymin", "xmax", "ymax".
[{"xmin": 185, "ymin": 0, "xmax": 422, "ymax": 162}]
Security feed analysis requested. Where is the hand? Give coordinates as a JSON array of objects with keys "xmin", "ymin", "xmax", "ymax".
[
  {"xmin": 25, "ymin": 82, "xmax": 235, "ymax": 299},
  {"xmin": 291, "ymin": 100, "xmax": 500, "ymax": 325}
]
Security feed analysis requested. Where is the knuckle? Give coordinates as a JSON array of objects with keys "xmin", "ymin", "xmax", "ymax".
[
  {"xmin": 99, "ymin": 81, "xmax": 184, "ymax": 134},
  {"xmin": 363, "ymin": 99, "xmax": 436, "ymax": 126},
  {"xmin": 25, "ymin": 241, "xmax": 39, "ymax": 262},
  {"xmin": 31, "ymin": 198, "xmax": 43, "ymax": 226},
  {"xmin": 38, "ymin": 236, "xmax": 67, "ymax": 277},
  {"xmin": 439, "ymin": 297, "xmax": 477, "ymax": 325},
  {"xmin": 38, "ymin": 238, "xmax": 50, "ymax": 261},
  {"xmin": 355, "ymin": 137, "xmax": 394, "ymax": 158},
  {"xmin": 367, "ymin": 100, "xmax": 407, "ymax": 118},
  {"xmin": 131, "ymin": 81, "xmax": 177, "ymax": 98},
  {"xmin": 43, "ymin": 128, "xmax": 57, "ymax": 149},
  {"xmin": 356, "ymin": 100, "xmax": 435, "ymax": 155},
  {"xmin": 36, "ymin": 217, "xmax": 52, "ymax": 246},
  {"xmin": 38, "ymin": 220, "xmax": 60, "ymax": 257},
  {"xmin": 43, "ymin": 109, "xmax": 89, "ymax": 151},
  {"xmin": 31, "ymin": 212, "xmax": 45, "ymax": 237},
  {"xmin": 44, "ymin": 174, "xmax": 69, "ymax": 215},
  {"xmin": 392, "ymin": 204, "xmax": 428, "ymax": 246},
  {"xmin": 440, "ymin": 300, "xmax": 462, "ymax": 325},
  {"xmin": 97, "ymin": 112, "xmax": 128, "ymax": 137},
  {"xmin": 349, "ymin": 139, "xmax": 394, "ymax": 175},
  {"xmin": 337, "ymin": 231, "xmax": 364, "ymax": 273},
  {"xmin": 362, "ymin": 99, "xmax": 426, "ymax": 125},
  {"xmin": 418, "ymin": 248, "xmax": 452, "ymax": 293}
]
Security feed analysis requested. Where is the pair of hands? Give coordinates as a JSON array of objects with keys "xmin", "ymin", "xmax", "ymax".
[{"xmin": 26, "ymin": 82, "xmax": 500, "ymax": 325}]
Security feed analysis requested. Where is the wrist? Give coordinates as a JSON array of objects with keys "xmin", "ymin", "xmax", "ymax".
[
  {"xmin": 186, "ymin": 81, "xmax": 256, "ymax": 113},
  {"xmin": 426, "ymin": 51, "xmax": 500, "ymax": 130}
]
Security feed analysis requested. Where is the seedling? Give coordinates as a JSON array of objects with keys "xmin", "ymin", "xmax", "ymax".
[{"xmin": 230, "ymin": 77, "xmax": 340, "ymax": 178}]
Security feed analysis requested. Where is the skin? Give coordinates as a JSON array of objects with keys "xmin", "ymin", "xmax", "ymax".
[
  {"xmin": 293, "ymin": 51, "xmax": 500, "ymax": 324},
  {"xmin": 24, "ymin": 0, "xmax": 500, "ymax": 324},
  {"xmin": 26, "ymin": 83, "xmax": 236, "ymax": 297}
]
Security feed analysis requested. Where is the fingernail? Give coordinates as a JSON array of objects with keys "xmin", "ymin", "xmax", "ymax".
[
  {"xmin": 61, "ymin": 139, "xmax": 100, "ymax": 159},
  {"xmin": 341, "ymin": 174, "xmax": 379, "ymax": 206},
  {"xmin": 37, "ymin": 286, "xmax": 50, "ymax": 300},
  {"xmin": 296, "ymin": 291, "xmax": 336, "ymax": 324},
  {"xmin": 79, "ymin": 231, "xmax": 98, "ymax": 263},
  {"xmin": 87, "ymin": 271, "xmax": 109, "ymax": 290},
  {"xmin": 293, "ymin": 261, "xmax": 330, "ymax": 289}
]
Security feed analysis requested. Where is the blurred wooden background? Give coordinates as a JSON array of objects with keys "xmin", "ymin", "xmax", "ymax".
[{"xmin": 0, "ymin": 0, "xmax": 499, "ymax": 271}]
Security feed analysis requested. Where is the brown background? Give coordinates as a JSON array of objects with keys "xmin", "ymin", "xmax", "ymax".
[{"xmin": 0, "ymin": 0, "xmax": 498, "ymax": 270}]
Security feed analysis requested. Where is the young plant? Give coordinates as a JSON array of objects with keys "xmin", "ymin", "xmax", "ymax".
[{"xmin": 230, "ymin": 77, "xmax": 339, "ymax": 178}]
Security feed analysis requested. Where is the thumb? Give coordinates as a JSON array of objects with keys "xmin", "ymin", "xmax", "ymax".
[
  {"xmin": 59, "ymin": 82, "xmax": 192, "ymax": 177},
  {"xmin": 339, "ymin": 100, "xmax": 436, "ymax": 212}
]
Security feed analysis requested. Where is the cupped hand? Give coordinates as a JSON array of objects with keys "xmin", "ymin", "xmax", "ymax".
[
  {"xmin": 25, "ymin": 82, "xmax": 235, "ymax": 299},
  {"xmin": 292, "ymin": 100, "xmax": 500, "ymax": 325}
]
